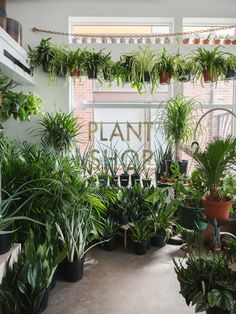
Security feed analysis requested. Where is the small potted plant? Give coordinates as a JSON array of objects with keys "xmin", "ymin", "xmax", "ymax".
[
  {"xmin": 83, "ymin": 49, "xmax": 111, "ymax": 79},
  {"xmin": 223, "ymin": 34, "xmax": 232, "ymax": 45},
  {"xmin": 202, "ymin": 33, "xmax": 212, "ymax": 44},
  {"xmin": 155, "ymin": 48, "xmax": 174, "ymax": 85},
  {"xmin": 65, "ymin": 48, "xmax": 85, "ymax": 77},
  {"xmin": 224, "ymin": 54, "xmax": 236, "ymax": 80},
  {"xmin": 192, "ymin": 46, "xmax": 225, "ymax": 84},
  {"xmin": 147, "ymin": 189, "xmax": 178, "ymax": 248},
  {"xmin": 231, "ymin": 38, "xmax": 236, "ymax": 45},
  {"xmin": 174, "ymin": 170, "xmax": 208, "ymax": 231},
  {"xmin": 182, "ymin": 36, "xmax": 190, "ymax": 44},
  {"xmin": 173, "ymin": 55, "xmax": 192, "ymax": 82},
  {"xmin": 118, "ymin": 152, "xmax": 132, "ymax": 187},
  {"xmin": 142, "ymin": 166, "xmax": 154, "ymax": 188},
  {"xmin": 213, "ymin": 35, "xmax": 221, "ymax": 45},
  {"xmin": 130, "ymin": 220, "xmax": 150, "ymax": 255},
  {"xmin": 101, "ymin": 218, "xmax": 120, "ymax": 251},
  {"xmin": 192, "ymin": 34, "xmax": 200, "ymax": 44},
  {"xmin": 174, "ymin": 254, "xmax": 236, "ymax": 314},
  {"xmin": 190, "ymin": 137, "xmax": 236, "ymax": 221}
]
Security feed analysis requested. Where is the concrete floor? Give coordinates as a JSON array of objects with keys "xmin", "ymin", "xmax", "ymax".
[{"xmin": 45, "ymin": 245, "xmax": 198, "ymax": 314}]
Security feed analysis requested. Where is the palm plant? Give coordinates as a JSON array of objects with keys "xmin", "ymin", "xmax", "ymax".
[
  {"xmin": 159, "ymin": 95, "xmax": 197, "ymax": 162},
  {"xmin": 189, "ymin": 137, "xmax": 236, "ymax": 221},
  {"xmin": 192, "ymin": 46, "xmax": 226, "ymax": 84},
  {"xmin": 35, "ymin": 111, "xmax": 82, "ymax": 155}
]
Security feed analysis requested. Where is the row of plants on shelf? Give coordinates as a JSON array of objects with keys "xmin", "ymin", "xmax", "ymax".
[
  {"xmin": 28, "ymin": 38, "xmax": 236, "ymax": 91},
  {"xmin": 182, "ymin": 33, "xmax": 236, "ymax": 45}
]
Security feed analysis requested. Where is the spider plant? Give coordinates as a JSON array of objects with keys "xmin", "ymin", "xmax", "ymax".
[{"xmin": 192, "ymin": 46, "xmax": 226, "ymax": 84}]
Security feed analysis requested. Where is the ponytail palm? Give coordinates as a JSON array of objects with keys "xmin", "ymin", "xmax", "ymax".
[{"xmin": 191, "ymin": 137, "xmax": 236, "ymax": 200}]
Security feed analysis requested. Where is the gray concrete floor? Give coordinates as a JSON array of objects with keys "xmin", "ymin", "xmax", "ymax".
[{"xmin": 45, "ymin": 244, "xmax": 197, "ymax": 314}]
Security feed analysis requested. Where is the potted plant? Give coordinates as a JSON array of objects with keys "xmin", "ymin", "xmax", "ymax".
[
  {"xmin": 83, "ymin": 49, "xmax": 110, "ymax": 79},
  {"xmin": 130, "ymin": 220, "xmax": 150, "ymax": 255},
  {"xmin": 190, "ymin": 137, "xmax": 236, "ymax": 221},
  {"xmin": 173, "ymin": 55, "xmax": 192, "ymax": 82},
  {"xmin": 174, "ymin": 254, "xmax": 236, "ymax": 314},
  {"xmin": 115, "ymin": 188, "xmax": 131, "ymax": 225},
  {"xmin": 48, "ymin": 44, "xmax": 68, "ymax": 86},
  {"xmin": 65, "ymin": 48, "xmax": 85, "ymax": 77},
  {"xmin": 192, "ymin": 34, "xmax": 200, "ymax": 44},
  {"xmin": 115, "ymin": 55, "xmax": 133, "ymax": 84},
  {"xmin": 192, "ymin": 46, "xmax": 225, "ymax": 84},
  {"xmin": 174, "ymin": 170, "xmax": 208, "ymax": 231},
  {"xmin": 147, "ymin": 189, "xmax": 178, "ymax": 247},
  {"xmin": 202, "ymin": 33, "xmax": 212, "ymax": 44},
  {"xmin": 182, "ymin": 36, "xmax": 190, "ymax": 44},
  {"xmin": 213, "ymin": 35, "xmax": 221, "ymax": 45},
  {"xmin": 0, "ymin": 91, "xmax": 43, "ymax": 122},
  {"xmin": 28, "ymin": 38, "xmax": 54, "ymax": 72},
  {"xmin": 101, "ymin": 218, "xmax": 120, "ymax": 251},
  {"xmin": 224, "ymin": 54, "xmax": 236, "ymax": 80},
  {"xmin": 155, "ymin": 48, "xmax": 174, "ymax": 85},
  {"xmin": 118, "ymin": 152, "xmax": 132, "ymax": 187},
  {"xmin": 153, "ymin": 142, "xmax": 172, "ymax": 184},
  {"xmin": 35, "ymin": 111, "xmax": 82, "ymax": 155},
  {"xmin": 223, "ymin": 34, "xmax": 232, "ymax": 45},
  {"xmin": 231, "ymin": 38, "xmax": 236, "ymax": 45},
  {"xmin": 55, "ymin": 200, "xmax": 105, "ymax": 282},
  {"xmin": 142, "ymin": 166, "xmax": 154, "ymax": 188},
  {"xmin": 127, "ymin": 46, "xmax": 157, "ymax": 93},
  {"xmin": 158, "ymin": 95, "xmax": 196, "ymax": 176}
]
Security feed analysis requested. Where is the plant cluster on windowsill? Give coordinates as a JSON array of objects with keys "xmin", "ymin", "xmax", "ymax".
[{"xmin": 28, "ymin": 39, "xmax": 236, "ymax": 92}]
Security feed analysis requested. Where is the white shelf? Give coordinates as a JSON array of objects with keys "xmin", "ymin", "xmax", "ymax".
[{"xmin": 0, "ymin": 28, "xmax": 34, "ymax": 86}]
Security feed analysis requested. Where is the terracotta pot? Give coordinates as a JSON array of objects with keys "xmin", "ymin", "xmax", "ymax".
[
  {"xmin": 202, "ymin": 196, "xmax": 231, "ymax": 221},
  {"xmin": 159, "ymin": 72, "xmax": 171, "ymax": 85},
  {"xmin": 202, "ymin": 39, "xmax": 210, "ymax": 44},
  {"xmin": 231, "ymin": 39, "xmax": 236, "ymax": 45},
  {"xmin": 203, "ymin": 69, "xmax": 217, "ymax": 83},
  {"xmin": 213, "ymin": 39, "xmax": 221, "ymax": 45},
  {"xmin": 70, "ymin": 70, "xmax": 80, "ymax": 77},
  {"xmin": 182, "ymin": 38, "xmax": 190, "ymax": 44},
  {"xmin": 192, "ymin": 38, "xmax": 200, "ymax": 44},
  {"xmin": 223, "ymin": 39, "xmax": 231, "ymax": 45}
]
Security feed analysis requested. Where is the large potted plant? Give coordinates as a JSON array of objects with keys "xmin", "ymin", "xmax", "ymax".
[
  {"xmin": 159, "ymin": 95, "xmax": 196, "ymax": 176},
  {"xmin": 174, "ymin": 254, "xmax": 236, "ymax": 314},
  {"xmin": 190, "ymin": 137, "xmax": 236, "ymax": 221},
  {"xmin": 192, "ymin": 46, "xmax": 225, "ymax": 84}
]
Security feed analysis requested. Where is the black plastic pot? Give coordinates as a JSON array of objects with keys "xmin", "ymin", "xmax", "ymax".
[
  {"xmin": 119, "ymin": 216, "xmax": 129, "ymax": 225},
  {"xmin": 131, "ymin": 174, "xmax": 141, "ymax": 186},
  {"xmin": 225, "ymin": 68, "xmax": 236, "ymax": 80},
  {"xmin": 166, "ymin": 160, "xmax": 188, "ymax": 177},
  {"xmin": 178, "ymin": 205, "xmax": 207, "ymax": 231},
  {"xmin": 40, "ymin": 288, "xmax": 50, "ymax": 313},
  {"xmin": 146, "ymin": 238, "xmax": 151, "ymax": 249},
  {"xmin": 49, "ymin": 268, "xmax": 58, "ymax": 290},
  {"xmin": 42, "ymin": 61, "xmax": 50, "ymax": 73},
  {"xmin": 120, "ymin": 173, "xmax": 129, "ymax": 187},
  {"xmin": 0, "ymin": 233, "xmax": 11, "ymax": 255},
  {"xmin": 110, "ymin": 175, "xmax": 119, "ymax": 187},
  {"xmin": 61, "ymin": 258, "xmax": 85, "ymax": 282},
  {"xmin": 177, "ymin": 69, "xmax": 191, "ymax": 82},
  {"xmin": 144, "ymin": 71, "xmax": 151, "ymax": 83},
  {"xmin": 102, "ymin": 237, "xmax": 116, "ymax": 251},
  {"xmin": 134, "ymin": 240, "xmax": 147, "ymax": 255},
  {"xmin": 142, "ymin": 179, "xmax": 152, "ymax": 188},
  {"xmin": 206, "ymin": 307, "xmax": 230, "ymax": 314},
  {"xmin": 151, "ymin": 234, "xmax": 166, "ymax": 248},
  {"xmin": 87, "ymin": 68, "xmax": 97, "ymax": 79}
]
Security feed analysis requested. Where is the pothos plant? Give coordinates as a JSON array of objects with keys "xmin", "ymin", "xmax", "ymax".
[{"xmin": 0, "ymin": 90, "xmax": 43, "ymax": 122}]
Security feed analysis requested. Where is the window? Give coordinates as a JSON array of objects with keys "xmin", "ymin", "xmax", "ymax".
[{"xmin": 69, "ymin": 17, "xmax": 173, "ymax": 44}]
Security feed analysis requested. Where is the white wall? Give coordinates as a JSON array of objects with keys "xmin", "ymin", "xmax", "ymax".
[{"xmin": 4, "ymin": 0, "xmax": 236, "ymax": 141}]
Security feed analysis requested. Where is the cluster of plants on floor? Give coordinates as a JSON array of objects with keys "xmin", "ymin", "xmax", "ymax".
[
  {"xmin": 0, "ymin": 70, "xmax": 43, "ymax": 123},
  {"xmin": 28, "ymin": 38, "xmax": 236, "ymax": 92}
]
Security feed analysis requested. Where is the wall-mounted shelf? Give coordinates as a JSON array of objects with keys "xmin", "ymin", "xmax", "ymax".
[{"xmin": 0, "ymin": 27, "xmax": 34, "ymax": 86}]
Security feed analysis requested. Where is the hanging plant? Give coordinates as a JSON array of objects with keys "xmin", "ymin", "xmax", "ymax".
[
  {"xmin": 83, "ymin": 49, "xmax": 111, "ymax": 79},
  {"xmin": 28, "ymin": 38, "xmax": 54, "ymax": 72},
  {"xmin": 155, "ymin": 48, "xmax": 174, "ymax": 85},
  {"xmin": 173, "ymin": 55, "xmax": 193, "ymax": 82},
  {"xmin": 192, "ymin": 46, "xmax": 226, "ymax": 84},
  {"xmin": 65, "ymin": 48, "xmax": 85, "ymax": 78}
]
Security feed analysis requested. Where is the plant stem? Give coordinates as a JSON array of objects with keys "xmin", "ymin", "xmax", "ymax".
[{"xmin": 174, "ymin": 139, "xmax": 181, "ymax": 162}]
